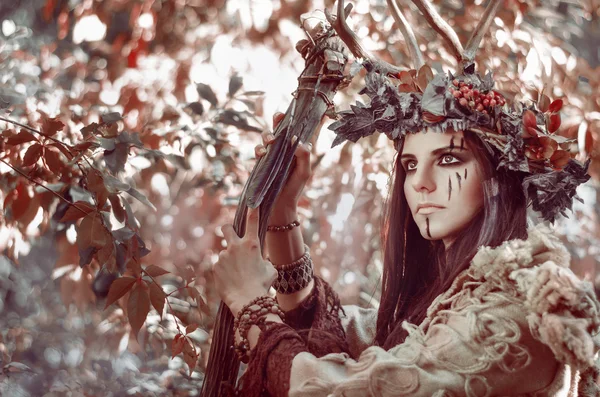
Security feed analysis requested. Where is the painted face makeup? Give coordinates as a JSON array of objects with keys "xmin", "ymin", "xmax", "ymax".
[{"xmin": 401, "ymin": 129, "xmax": 485, "ymax": 248}]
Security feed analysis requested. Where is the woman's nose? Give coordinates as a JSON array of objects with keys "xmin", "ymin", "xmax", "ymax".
[{"xmin": 411, "ymin": 166, "xmax": 436, "ymax": 193}]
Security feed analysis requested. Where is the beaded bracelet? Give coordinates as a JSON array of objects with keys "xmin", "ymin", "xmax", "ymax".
[
  {"xmin": 267, "ymin": 219, "xmax": 300, "ymax": 232},
  {"xmin": 233, "ymin": 295, "xmax": 285, "ymax": 363}
]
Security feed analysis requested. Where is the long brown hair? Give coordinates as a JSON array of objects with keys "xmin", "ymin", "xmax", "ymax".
[{"xmin": 375, "ymin": 130, "xmax": 529, "ymax": 349}]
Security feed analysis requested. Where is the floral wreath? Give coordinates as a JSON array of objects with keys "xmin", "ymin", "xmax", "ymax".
[{"xmin": 321, "ymin": 0, "xmax": 591, "ymax": 224}]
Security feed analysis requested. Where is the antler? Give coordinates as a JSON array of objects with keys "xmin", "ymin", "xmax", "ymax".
[
  {"xmin": 410, "ymin": 0, "xmax": 464, "ymax": 62},
  {"xmin": 463, "ymin": 0, "xmax": 502, "ymax": 62},
  {"xmin": 325, "ymin": 0, "xmax": 407, "ymax": 76},
  {"xmin": 387, "ymin": 0, "xmax": 425, "ymax": 70}
]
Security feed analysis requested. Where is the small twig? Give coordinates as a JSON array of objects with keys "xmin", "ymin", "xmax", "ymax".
[
  {"xmin": 0, "ymin": 158, "xmax": 90, "ymax": 215},
  {"xmin": 0, "ymin": 116, "xmax": 74, "ymax": 149},
  {"xmin": 325, "ymin": 0, "xmax": 406, "ymax": 76}
]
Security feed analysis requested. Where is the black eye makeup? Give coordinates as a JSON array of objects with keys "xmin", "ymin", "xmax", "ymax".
[{"xmin": 403, "ymin": 152, "xmax": 463, "ymax": 173}]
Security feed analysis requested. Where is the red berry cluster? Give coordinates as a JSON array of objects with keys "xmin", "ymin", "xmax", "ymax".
[{"xmin": 449, "ymin": 79, "xmax": 505, "ymax": 115}]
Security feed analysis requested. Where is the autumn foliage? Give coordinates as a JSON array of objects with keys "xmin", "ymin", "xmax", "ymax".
[{"xmin": 1, "ymin": 0, "xmax": 599, "ymax": 395}]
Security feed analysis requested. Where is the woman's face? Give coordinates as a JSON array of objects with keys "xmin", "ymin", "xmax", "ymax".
[{"xmin": 401, "ymin": 129, "xmax": 485, "ymax": 248}]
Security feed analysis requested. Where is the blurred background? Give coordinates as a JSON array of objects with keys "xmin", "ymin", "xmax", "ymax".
[{"xmin": 0, "ymin": 0, "xmax": 599, "ymax": 395}]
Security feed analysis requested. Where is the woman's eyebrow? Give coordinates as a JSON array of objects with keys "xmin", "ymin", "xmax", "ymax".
[{"xmin": 400, "ymin": 145, "xmax": 470, "ymax": 160}]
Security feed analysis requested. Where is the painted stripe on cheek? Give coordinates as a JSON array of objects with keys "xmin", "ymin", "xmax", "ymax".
[{"xmin": 426, "ymin": 217, "xmax": 431, "ymax": 238}]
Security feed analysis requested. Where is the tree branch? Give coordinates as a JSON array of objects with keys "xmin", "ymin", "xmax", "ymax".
[
  {"xmin": 0, "ymin": 116, "xmax": 74, "ymax": 149},
  {"xmin": 325, "ymin": 0, "xmax": 408, "ymax": 76},
  {"xmin": 0, "ymin": 158, "xmax": 89, "ymax": 215},
  {"xmin": 387, "ymin": 0, "xmax": 425, "ymax": 70},
  {"xmin": 463, "ymin": 0, "xmax": 502, "ymax": 63},
  {"xmin": 411, "ymin": 0, "xmax": 464, "ymax": 62}
]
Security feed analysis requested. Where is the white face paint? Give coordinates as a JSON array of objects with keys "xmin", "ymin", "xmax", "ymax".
[{"xmin": 401, "ymin": 129, "xmax": 485, "ymax": 248}]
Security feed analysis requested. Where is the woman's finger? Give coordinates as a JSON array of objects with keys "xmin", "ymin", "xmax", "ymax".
[
  {"xmin": 255, "ymin": 144, "xmax": 266, "ymax": 157},
  {"xmin": 221, "ymin": 223, "xmax": 238, "ymax": 244},
  {"xmin": 273, "ymin": 112, "xmax": 284, "ymax": 129}
]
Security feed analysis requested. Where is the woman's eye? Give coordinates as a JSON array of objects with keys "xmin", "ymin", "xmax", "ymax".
[
  {"xmin": 406, "ymin": 161, "xmax": 416, "ymax": 171},
  {"xmin": 440, "ymin": 154, "xmax": 459, "ymax": 165}
]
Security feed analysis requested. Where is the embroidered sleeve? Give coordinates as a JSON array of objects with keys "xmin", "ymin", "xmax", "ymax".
[
  {"xmin": 286, "ymin": 294, "xmax": 560, "ymax": 396},
  {"xmin": 280, "ymin": 275, "xmax": 377, "ymax": 359}
]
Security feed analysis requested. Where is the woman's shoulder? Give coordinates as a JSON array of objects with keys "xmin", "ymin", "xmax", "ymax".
[{"xmin": 462, "ymin": 222, "xmax": 600, "ymax": 373}]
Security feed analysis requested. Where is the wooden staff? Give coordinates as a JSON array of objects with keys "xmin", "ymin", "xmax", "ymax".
[{"xmin": 200, "ymin": 5, "xmax": 354, "ymax": 396}]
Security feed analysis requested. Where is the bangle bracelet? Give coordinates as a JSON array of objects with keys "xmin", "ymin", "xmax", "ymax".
[{"xmin": 271, "ymin": 244, "xmax": 314, "ymax": 294}]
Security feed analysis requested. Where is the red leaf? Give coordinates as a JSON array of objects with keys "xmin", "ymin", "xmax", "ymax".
[
  {"xmin": 128, "ymin": 283, "xmax": 150, "ymax": 340},
  {"xmin": 104, "ymin": 276, "xmax": 136, "ymax": 308},
  {"xmin": 182, "ymin": 338, "xmax": 197, "ymax": 375},
  {"xmin": 49, "ymin": 143, "xmax": 73, "ymax": 160},
  {"xmin": 6, "ymin": 130, "xmax": 38, "ymax": 145},
  {"xmin": 41, "ymin": 116, "xmax": 65, "ymax": 137},
  {"xmin": 23, "ymin": 143, "xmax": 43, "ymax": 166},
  {"xmin": 74, "ymin": 141, "xmax": 98, "ymax": 152},
  {"xmin": 584, "ymin": 128, "xmax": 594, "ymax": 155},
  {"xmin": 397, "ymin": 71, "xmax": 413, "ymax": 84},
  {"xmin": 88, "ymin": 171, "xmax": 110, "ymax": 208},
  {"xmin": 76, "ymin": 212, "xmax": 111, "ymax": 250},
  {"xmin": 10, "ymin": 183, "xmax": 31, "ymax": 221},
  {"xmin": 538, "ymin": 94, "xmax": 550, "ymax": 113},
  {"xmin": 145, "ymin": 265, "xmax": 169, "ymax": 277},
  {"xmin": 185, "ymin": 324, "xmax": 198, "ymax": 334},
  {"xmin": 44, "ymin": 148, "xmax": 64, "ymax": 174},
  {"xmin": 548, "ymin": 99, "xmax": 563, "ymax": 113},
  {"xmin": 188, "ymin": 287, "xmax": 210, "ymax": 316},
  {"xmin": 550, "ymin": 150, "xmax": 571, "ymax": 169},
  {"xmin": 398, "ymin": 83, "xmax": 415, "ymax": 93},
  {"xmin": 538, "ymin": 136, "xmax": 558, "ymax": 158},
  {"xmin": 416, "ymin": 65, "xmax": 433, "ymax": 92},
  {"xmin": 149, "ymin": 282, "xmax": 166, "ymax": 318},
  {"xmin": 548, "ymin": 113, "xmax": 561, "ymax": 133},
  {"xmin": 98, "ymin": 241, "xmax": 116, "ymax": 270},
  {"xmin": 522, "ymin": 126, "xmax": 539, "ymax": 139},
  {"xmin": 522, "ymin": 110, "xmax": 537, "ymax": 129},
  {"xmin": 108, "ymin": 194, "xmax": 126, "ymax": 223},
  {"xmin": 171, "ymin": 334, "xmax": 185, "ymax": 358},
  {"xmin": 59, "ymin": 201, "xmax": 96, "ymax": 222}
]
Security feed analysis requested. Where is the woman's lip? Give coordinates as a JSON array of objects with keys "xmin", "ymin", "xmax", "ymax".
[{"xmin": 417, "ymin": 206, "xmax": 445, "ymax": 214}]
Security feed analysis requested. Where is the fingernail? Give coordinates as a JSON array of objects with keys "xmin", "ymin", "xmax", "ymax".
[
  {"xmin": 291, "ymin": 136, "xmax": 298, "ymax": 145},
  {"xmin": 258, "ymin": 147, "xmax": 267, "ymax": 155},
  {"xmin": 267, "ymin": 134, "xmax": 275, "ymax": 142}
]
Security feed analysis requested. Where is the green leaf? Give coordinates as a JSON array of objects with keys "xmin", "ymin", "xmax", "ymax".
[
  {"xmin": 228, "ymin": 74, "xmax": 243, "ymax": 97},
  {"xmin": 101, "ymin": 112, "xmax": 122, "ymax": 124},
  {"xmin": 104, "ymin": 143, "xmax": 129, "ymax": 174},
  {"xmin": 125, "ymin": 187, "xmax": 157, "ymax": 211},
  {"xmin": 196, "ymin": 83, "xmax": 218, "ymax": 107}
]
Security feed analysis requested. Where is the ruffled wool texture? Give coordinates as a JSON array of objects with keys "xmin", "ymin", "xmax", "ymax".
[{"xmin": 466, "ymin": 222, "xmax": 600, "ymax": 372}]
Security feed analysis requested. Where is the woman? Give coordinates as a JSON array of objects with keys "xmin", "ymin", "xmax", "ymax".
[{"xmin": 213, "ymin": 68, "xmax": 600, "ymax": 396}]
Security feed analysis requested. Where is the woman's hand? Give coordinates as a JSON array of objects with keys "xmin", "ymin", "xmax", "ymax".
[
  {"xmin": 255, "ymin": 112, "xmax": 325, "ymax": 217},
  {"xmin": 213, "ymin": 207, "xmax": 277, "ymax": 316}
]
